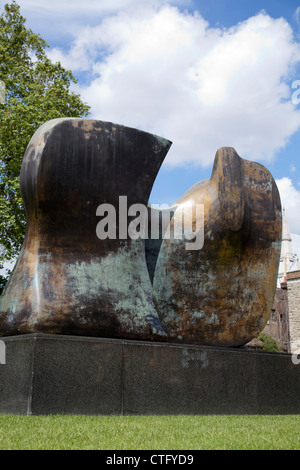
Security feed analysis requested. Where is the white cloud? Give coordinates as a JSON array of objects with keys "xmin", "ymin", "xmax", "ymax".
[
  {"xmin": 17, "ymin": 0, "xmax": 151, "ymax": 15},
  {"xmin": 17, "ymin": 0, "xmax": 191, "ymax": 17},
  {"xmin": 44, "ymin": 5, "xmax": 300, "ymax": 169},
  {"xmin": 276, "ymin": 177, "xmax": 300, "ymax": 235},
  {"xmin": 15, "ymin": 0, "xmax": 192, "ymax": 44},
  {"xmin": 294, "ymin": 6, "xmax": 300, "ymax": 26},
  {"xmin": 292, "ymin": 233, "xmax": 300, "ymax": 257}
]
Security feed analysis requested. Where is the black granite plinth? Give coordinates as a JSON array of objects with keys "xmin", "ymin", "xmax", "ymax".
[{"xmin": 0, "ymin": 334, "xmax": 299, "ymax": 415}]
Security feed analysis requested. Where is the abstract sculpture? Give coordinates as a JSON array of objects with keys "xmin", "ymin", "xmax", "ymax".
[
  {"xmin": 0, "ymin": 119, "xmax": 282, "ymax": 348},
  {"xmin": 0, "ymin": 118, "xmax": 171, "ymax": 340},
  {"xmin": 147, "ymin": 147, "xmax": 282, "ymax": 347}
]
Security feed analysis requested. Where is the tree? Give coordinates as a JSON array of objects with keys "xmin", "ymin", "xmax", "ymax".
[{"xmin": 0, "ymin": 1, "xmax": 90, "ymax": 288}]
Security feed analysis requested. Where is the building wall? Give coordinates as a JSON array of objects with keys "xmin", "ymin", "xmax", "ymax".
[
  {"xmin": 287, "ymin": 270, "xmax": 300, "ymax": 354},
  {"xmin": 263, "ymin": 284, "xmax": 290, "ymax": 352}
]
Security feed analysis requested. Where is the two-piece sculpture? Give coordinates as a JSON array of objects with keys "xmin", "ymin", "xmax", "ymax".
[{"xmin": 0, "ymin": 119, "xmax": 282, "ymax": 347}]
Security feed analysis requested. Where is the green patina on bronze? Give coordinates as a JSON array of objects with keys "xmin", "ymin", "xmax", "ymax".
[
  {"xmin": 149, "ymin": 148, "xmax": 282, "ymax": 347},
  {"xmin": 0, "ymin": 118, "xmax": 171, "ymax": 340},
  {"xmin": 0, "ymin": 121, "xmax": 282, "ymax": 347}
]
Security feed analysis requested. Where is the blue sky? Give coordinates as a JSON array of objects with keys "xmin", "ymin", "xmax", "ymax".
[{"xmin": 3, "ymin": 0, "xmax": 300, "ymax": 248}]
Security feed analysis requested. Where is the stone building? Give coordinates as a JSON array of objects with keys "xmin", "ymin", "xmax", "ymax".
[
  {"xmin": 263, "ymin": 281, "xmax": 290, "ymax": 352},
  {"xmin": 286, "ymin": 269, "xmax": 300, "ymax": 354},
  {"xmin": 261, "ymin": 209, "xmax": 300, "ymax": 353}
]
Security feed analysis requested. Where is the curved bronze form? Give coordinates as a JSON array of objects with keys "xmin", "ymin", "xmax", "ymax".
[
  {"xmin": 0, "ymin": 118, "xmax": 171, "ymax": 340},
  {"xmin": 0, "ymin": 120, "xmax": 281, "ymax": 348},
  {"xmin": 149, "ymin": 147, "xmax": 282, "ymax": 347}
]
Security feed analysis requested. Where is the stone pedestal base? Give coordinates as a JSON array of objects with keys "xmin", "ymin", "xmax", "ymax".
[{"xmin": 0, "ymin": 334, "xmax": 299, "ymax": 415}]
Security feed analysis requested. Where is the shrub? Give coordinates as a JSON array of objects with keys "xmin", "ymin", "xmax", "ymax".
[{"xmin": 257, "ymin": 333, "xmax": 282, "ymax": 353}]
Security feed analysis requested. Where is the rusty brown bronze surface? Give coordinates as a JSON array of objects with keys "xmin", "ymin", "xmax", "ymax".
[
  {"xmin": 0, "ymin": 119, "xmax": 282, "ymax": 347},
  {"xmin": 0, "ymin": 118, "xmax": 171, "ymax": 340},
  {"xmin": 149, "ymin": 147, "xmax": 282, "ymax": 347}
]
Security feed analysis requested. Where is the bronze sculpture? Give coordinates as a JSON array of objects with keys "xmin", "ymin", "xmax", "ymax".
[
  {"xmin": 0, "ymin": 119, "xmax": 282, "ymax": 347},
  {"xmin": 148, "ymin": 147, "xmax": 282, "ymax": 347},
  {"xmin": 0, "ymin": 118, "xmax": 171, "ymax": 340}
]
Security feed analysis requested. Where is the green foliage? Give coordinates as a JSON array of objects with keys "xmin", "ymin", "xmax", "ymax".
[
  {"xmin": 0, "ymin": 274, "xmax": 7, "ymax": 295},
  {"xmin": 0, "ymin": 1, "xmax": 90, "ymax": 272},
  {"xmin": 257, "ymin": 332, "xmax": 282, "ymax": 353}
]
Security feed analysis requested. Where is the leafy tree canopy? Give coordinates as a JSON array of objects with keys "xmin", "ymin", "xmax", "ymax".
[{"xmin": 0, "ymin": 1, "xmax": 90, "ymax": 285}]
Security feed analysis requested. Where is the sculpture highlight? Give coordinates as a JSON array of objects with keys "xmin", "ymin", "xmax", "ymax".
[
  {"xmin": 147, "ymin": 147, "xmax": 282, "ymax": 347},
  {"xmin": 0, "ymin": 119, "xmax": 282, "ymax": 347}
]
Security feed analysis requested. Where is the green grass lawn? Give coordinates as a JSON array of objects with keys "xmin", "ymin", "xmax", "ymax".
[{"xmin": 0, "ymin": 415, "xmax": 299, "ymax": 450}]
